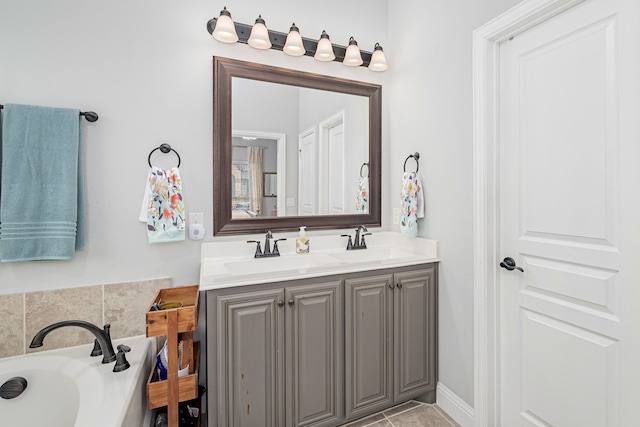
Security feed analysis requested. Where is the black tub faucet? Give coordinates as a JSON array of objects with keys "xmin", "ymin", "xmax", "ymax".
[{"xmin": 29, "ymin": 320, "xmax": 117, "ymax": 364}]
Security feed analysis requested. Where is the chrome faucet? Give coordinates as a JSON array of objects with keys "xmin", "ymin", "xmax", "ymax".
[
  {"xmin": 247, "ymin": 231, "xmax": 287, "ymax": 258},
  {"xmin": 29, "ymin": 320, "xmax": 117, "ymax": 364},
  {"xmin": 342, "ymin": 226, "xmax": 371, "ymax": 250}
]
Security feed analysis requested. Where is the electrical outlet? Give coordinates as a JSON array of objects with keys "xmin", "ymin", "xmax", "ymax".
[
  {"xmin": 189, "ymin": 212, "xmax": 204, "ymax": 225},
  {"xmin": 392, "ymin": 208, "xmax": 400, "ymax": 225}
]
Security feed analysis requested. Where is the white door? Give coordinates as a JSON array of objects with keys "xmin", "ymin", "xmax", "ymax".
[
  {"xmin": 298, "ymin": 127, "xmax": 316, "ymax": 216},
  {"xmin": 499, "ymin": 0, "xmax": 640, "ymax": 425},
  {"xmin": 327, "ymin": 122, "xmax": 345, "ymax": 214}
]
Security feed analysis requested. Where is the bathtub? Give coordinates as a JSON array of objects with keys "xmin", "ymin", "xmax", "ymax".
[{"xmin": 0, "ymin": 335, "xmax": 154, "ymax": 427}]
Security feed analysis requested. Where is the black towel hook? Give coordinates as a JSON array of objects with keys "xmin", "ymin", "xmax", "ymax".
[
  {"xmin": 148, "ymin": 143, "xmax": 181, "ymax": 168},
  {"xmin": 360, "ymin": 162, "xmax": 370, "ymax": 178},
  {"xmin": 403, "ymin": 152, "xmax": 420, "ymax": 173}
]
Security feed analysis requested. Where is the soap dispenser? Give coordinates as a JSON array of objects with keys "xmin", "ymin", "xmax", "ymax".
[{"xmin": 296, "ymin": 226, "xmax": 310, "ymax": 254}]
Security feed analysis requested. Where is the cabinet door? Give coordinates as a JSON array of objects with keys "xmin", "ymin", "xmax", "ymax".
[
  {"xmin": 394, "ymin": 267, "xmax": 436, "ymax": 400},
  {"xmin": 286, "ymin": 281, "xmax": 343, "ymax": 427},
  {"xmin": 217, "ymin": 289, "xmax": 285, "ymax": 427},
  {"xmin": 344, "ymin": 274, "xmax": 394, "ymax": 421}
]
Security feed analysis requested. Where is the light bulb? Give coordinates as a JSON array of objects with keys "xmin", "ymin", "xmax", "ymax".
[
  {"xmin": 314, "ymin": 30, "xmax": 335, "ymax": 62},
  {"xmin": 343, "ymin": 37, "xmax": 363, "ymax": 66},
  {"xmin": 212, "ymin": 6, "xmax": 238, "ymax": 43},
  {"xmin": 248, "ymin": 15, "xmax": 272, "ymax": 50},
  {"xmin": 368, "ymin": 43, "xmax": 388, "ymax": 71},
  {"xmin": 284, "ymin": 23, "xmax": 305, "ymax": 57}
]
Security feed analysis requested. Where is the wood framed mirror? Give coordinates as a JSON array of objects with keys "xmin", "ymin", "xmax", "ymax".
[{"xmin": 213, "ymin": 56, "xmax": 381, "ymax": 235}]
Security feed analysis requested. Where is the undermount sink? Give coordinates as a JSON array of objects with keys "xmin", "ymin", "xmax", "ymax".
[
  {"xmin": 222, "ymin": 253, "xmax": 337, "ymax": 275},
  {"xmin": 327, "ymin": 247, "xmax": 416, "ymax": 264}
]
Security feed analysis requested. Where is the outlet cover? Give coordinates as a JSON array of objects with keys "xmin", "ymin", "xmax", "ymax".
[
  {"xmin": 189, "ymin": 212, "xmax": 204, "ymax": 225},
  {"xmin": 392, "ymin": 208, "xmax": 400, "ymax": 225}
]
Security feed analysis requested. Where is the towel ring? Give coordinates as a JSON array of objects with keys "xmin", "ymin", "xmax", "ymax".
[
  {"xmin": 360, "ymin": 162, "xmax": 370, "ymax": 178},
  {"xmin": 403, "ymin": 152, "xmax": 420, "ymax": 173},
  {"xmin": 148, "ymin": 143, "xmax": 181, "ymax": 168}
]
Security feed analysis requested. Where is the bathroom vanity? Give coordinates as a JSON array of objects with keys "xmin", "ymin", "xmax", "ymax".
[{"xmin": 200, "ymin": 232, "xmax": 439, "ymax": 427}]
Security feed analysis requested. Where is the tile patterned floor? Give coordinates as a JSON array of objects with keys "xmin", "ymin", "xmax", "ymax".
[{"xmin": 341, "ymin": 400, "xmax": 461, "ymax": 427}]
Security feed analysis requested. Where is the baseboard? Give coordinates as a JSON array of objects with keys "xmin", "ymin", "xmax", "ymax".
[{"xmin": 436, "ymin": 382, "xmax": 475, "ymax": 427}]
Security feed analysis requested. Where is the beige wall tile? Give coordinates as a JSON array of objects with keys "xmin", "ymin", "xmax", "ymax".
[
  {"xmin": 104, "ymin": 278, "xmax": 170, "ymax": 339},
  {"xmin": 25, "ymin": 286, "xmax": 103, "ymax": 353},
  {"xmin": 0, "ymin": 293, "xmax": 24, "ymax": 358}
]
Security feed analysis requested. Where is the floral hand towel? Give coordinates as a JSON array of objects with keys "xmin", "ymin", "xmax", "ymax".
[
  {"xmin": 139, "ymin": 167, "xmax": 185, "ymax": 243},
  {"xmin": 356, "ymin": 176, "xmax": 369, "ymax": 214},
  {"xmin": 400, "ymin": 171, "xmax": 424, "ymax": 237}
]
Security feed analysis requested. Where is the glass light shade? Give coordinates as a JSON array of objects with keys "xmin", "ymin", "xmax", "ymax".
[
  {"xmin": 212, "ymin": 7, "xmax": 238, "ymax": 43},
  {"xmin": 248, "ymin": 15, "xmax": 272, "ymax": 49},
  {"xmin": 283, "ymin": 24, "xmax": 305, "ymax": 57},
  {"xmin": 314, "ymin": 30, "xmax": 335, "ymax": 62},
  {"xmin": 368, "ymin": 43, "xmax": 388, "ymax": 72},
  {"xmin": 343, "ymin": 37, "xmax": 363, "ymax": 66}
]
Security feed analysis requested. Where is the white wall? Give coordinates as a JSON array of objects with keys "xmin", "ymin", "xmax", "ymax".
[
  {"xmin": 388, "ymin": 0, "xmax": 521, "ymax": 409},
  {"xmin": 0, "ymin": 0, "xmax": 389, "ymax": 294}
]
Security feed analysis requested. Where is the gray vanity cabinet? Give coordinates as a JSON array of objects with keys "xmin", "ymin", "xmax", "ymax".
[
  {"xmin": 344, "ymin": 273, "xmax": 395, "ymax": 420},
  {"xmin": 216, "ymin": 289, "xmax": 285, "ymax": 427},
  {"xmin": 208, "ymin": 263, "xmax": 437, "ymax": 427},
  {"xmin": 344, "ymin": 266, "xmax": 437, "ymax": 422},
  {"xmin": 214, "ymin": 280, "xmax": 342, "ymax": 427}
]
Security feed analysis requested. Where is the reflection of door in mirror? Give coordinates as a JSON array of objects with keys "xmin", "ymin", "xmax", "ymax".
[{"xmin": 298, "ymin": 127, "xmax": 316, "ymax": 216}]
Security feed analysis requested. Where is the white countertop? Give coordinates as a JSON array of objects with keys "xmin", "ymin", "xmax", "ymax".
[{"xmin": 199, "ymin": 231, "xmax": 439, "ymax": 290}]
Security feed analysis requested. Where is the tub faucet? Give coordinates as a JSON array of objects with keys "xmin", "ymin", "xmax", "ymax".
[{"xmin": 29, "ymin": 320, "xmax": 117, "ymax": 364}]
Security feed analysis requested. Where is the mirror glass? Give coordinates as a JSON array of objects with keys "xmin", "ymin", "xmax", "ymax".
[
  {"xmin": 264, "ymin": 173, "xmax": 277, "ymax": 198},
  {"xmin": 214, "ymin": 57, "xmax": 381, "ymax": 235}
]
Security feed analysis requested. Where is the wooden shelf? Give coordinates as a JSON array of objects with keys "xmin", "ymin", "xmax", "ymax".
[
  {"xmin": 146, "ymin": 284, "xmax": 200, "ymax": 427},
  {"xmin": 146, "ymin": 284, "xmax": 199, "ymax": 337},
  {"xmin": 147, "ymin": 341, "xmax": 200, "ymax": 409}
]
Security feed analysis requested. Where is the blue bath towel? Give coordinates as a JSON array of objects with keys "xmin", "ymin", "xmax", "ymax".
[{"xmin": 0, "ymin": 103, "xmax": 85, "ymax": 261}]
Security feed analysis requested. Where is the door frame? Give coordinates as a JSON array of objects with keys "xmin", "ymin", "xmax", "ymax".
[
  {"xmin": 472, "ymin": 0, "xmax": 586, "ymax": 425},
  {"xmin": 233, "ymin": 129, "xmax": 287, "ymax": 216}
]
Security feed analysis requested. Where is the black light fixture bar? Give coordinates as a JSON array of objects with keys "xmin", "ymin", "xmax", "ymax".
[{"xmin": 207, "ymin": 18, "xmax": 373, "ymax": 67}]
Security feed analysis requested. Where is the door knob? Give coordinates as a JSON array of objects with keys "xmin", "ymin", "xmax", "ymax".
[
  {"xmin": 277, "ymin": 300, "xmax": 285, "ymax": 307},
  {"xmin": 500, "ymin": 257, "xmax": 524, "ymax": 272}
]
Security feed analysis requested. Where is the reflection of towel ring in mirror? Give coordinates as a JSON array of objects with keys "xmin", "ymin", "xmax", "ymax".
[
  {"xmin": 360, "ymin": 162, "xmax": 370, "ymax": 178},
  {"xmin": 403, "ymin": 152, "xmax": 420, "ymax": 173},
  {"xmin": 148, "ymin": 143, "xmax": 181, "ymax": 168}
]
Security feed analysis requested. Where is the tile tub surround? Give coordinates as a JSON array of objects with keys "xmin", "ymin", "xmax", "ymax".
[
  {"xmin": 342, "ymin": 401, "xmax": 461, "ymax": 427},
  {"xmin": 0, "ymin": 277, "xmax": 169, "ymax": 358}
]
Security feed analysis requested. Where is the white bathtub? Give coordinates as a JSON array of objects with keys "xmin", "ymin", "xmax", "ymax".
[{"xmin": 0, "ymin": 335, "xmax": 154, "ymax": 427}]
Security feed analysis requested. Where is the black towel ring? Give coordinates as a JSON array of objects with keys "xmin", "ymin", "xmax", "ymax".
[
  {"xmin": 403, "ymin": 152, "xmax": 420, "ymax": 173},
  {"xmin": 148, "ymin": 143, "xmax": 181, "ymax": 168},
  {"xmin": 360, "ymin": 162, "xmax": 370, "ymax": 178}
]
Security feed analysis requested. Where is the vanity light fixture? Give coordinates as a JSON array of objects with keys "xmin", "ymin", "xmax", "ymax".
[
  {"xmin": 247, "ymin": 15, "xmax": 272, "ymax": 49},
  {"xmin": 206, "ymin": 8, "xmax": 386, "ymax": 71},
  {"xmin": 211, "ymin": 6, "xmax": 238, "ymax": 43},
  {"xmin": 283, "ymin": 23, "xmax": 305, "ymax": 57},
  {"xmin": 368, "ymin": 43, "xmax": 388, "ymax": 72},
  {"xmin": 314, "ymin": 30, "xmax": 336, "ymax": 62},
  {"xmin": 343, "ymin": 37, "xmax": 363, "ymax": 66}
]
